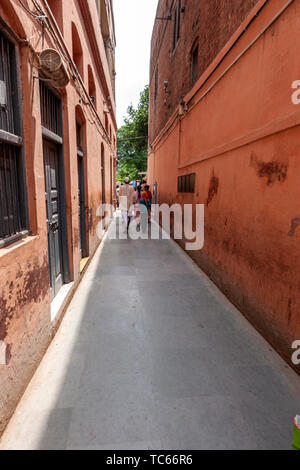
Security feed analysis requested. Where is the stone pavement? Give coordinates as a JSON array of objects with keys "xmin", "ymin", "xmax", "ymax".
[{"xmin": 0, "ymin": 214, "xmax": 299, "ymax": 450}]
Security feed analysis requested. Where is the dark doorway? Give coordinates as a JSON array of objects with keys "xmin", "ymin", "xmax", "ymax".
[
  {"xmin": 101, "ymin": 144, "xmax": 105, "ymax": 203},
  {"xmin": 43, "ymin": 140, "xmax": 63, "ymax": 301},
  {"xmin": 153, "ymin": 182, "xmax": 158, "ymax": 205},
  {"xmin": 40, "ymin": 81, "xmax": 70, "ymax": 301},
  {"xmin": 77, "ymin": 156, "xmax": 87, "ymax": 258},
  {"xmin": 76, "ymin": 121, "xmax": 87, "ymax": 258},
  {"xmin": 191, "ymin": 43, "xmax": 199, "ymax": 86},
  {"xmin": 110, "ymin": 156, "xmax": 113, "ymax": 205}
]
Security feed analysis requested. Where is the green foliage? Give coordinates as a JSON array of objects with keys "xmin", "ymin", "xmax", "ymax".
[{"xmin": 117, "ymin": 85, "xmax": 149, "ymax": 182}]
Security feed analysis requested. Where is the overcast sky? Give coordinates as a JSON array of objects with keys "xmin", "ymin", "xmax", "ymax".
[{"xmin": 114, "ymin": 0, "xmax": 158, "ymax": 127}]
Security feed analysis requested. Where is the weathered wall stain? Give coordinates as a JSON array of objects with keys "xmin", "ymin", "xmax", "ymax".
[
  {"xmin": 287, "ymin": 298, "xmax": 292, "ymax": 325},
  {"xmin": 288, "ymin": 218, "xmax": 300, "ymax": 237},
  {"xmin": 0, "ymin": 298, "xmax": 13, "ymax": 342},
  {"xmin": 0, "ymin": 256, "xmax": 49, "ymax": 343},
  {"xmin": 250, "ymin": 153, "xmax": 288, "ymax": 186},
  {"xmin": 89, "ymin": 207, "xmax": 93, "ymax": 231},
  {"xmin": 206, "ymin": 174, "xmax": 219, "ymax": 206},
  {"xmin": 74, "ymin": 228, "xmax": 79, "ymax": 249},
  {"xmin": 22, "ymin": 256, "xmax": 49, "ymax": 304},
  {"xmin": 5, "ymin": 343, "xmax": 12, "ymax": 364},
  {"xmin": 220, "ymin": 225, "xmax": 290, "ymax": 275}
]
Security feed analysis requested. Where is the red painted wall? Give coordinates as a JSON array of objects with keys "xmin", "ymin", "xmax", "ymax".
[
  {"xmin": 148, "ymin": 0, "xmax": 300, "ymax": 372},
  {"xmin": 0, "ymin": 0, "xmax": 116, "ymax": 433}
]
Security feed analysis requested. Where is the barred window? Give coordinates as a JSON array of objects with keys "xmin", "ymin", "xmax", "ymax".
[
  {"xmin": 40, "ymin": 81, "xmax": 62, "ymax": 136},
  {"xmin": 191, "ymin": 44, "xmax": 199, "ymax": 86},
  {"xmin": 0, "ymin": 144, "xmax": 22, "ymax": 238},
  {"xmin": 76, "ymin": 121, "xmax": 83, "ymax": 152},
  {"xmin": 0, "ymin": 29, "xmax": 27, "ymax": 247},
  {"xmin": 178, "ymin": 173, "xmax": 196, "ymax": 193},
  {"xmin": 154, "ymin": 67, "xmax": 158, "ymax": 101},
  {"xmin": 172, "ymin": 0, "xmax": 181, "ymax": 51}
]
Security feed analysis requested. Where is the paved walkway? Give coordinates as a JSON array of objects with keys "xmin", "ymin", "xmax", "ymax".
[{"xmin": 1, "ymin": 214, "xmax": 299, "ymax": 450}]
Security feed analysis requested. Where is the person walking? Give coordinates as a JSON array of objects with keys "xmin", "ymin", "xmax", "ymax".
[
  {"xmin": 145, "ymin": 185, "xmax": 152, "ymax": 205},
  {"xmin": 119, "ymin": 177, "xmax": 136, "ymax": 232},
  {"xmin": 116, "ymin": 185, "xmax": 120, "ymax": 209},
  {"xmin": 139, "ymin": 190, "xmax": 151, "ymax": 232},
  {"xmin": 145, "ymin": 185, "xmax": 152, "ymax": 221},
  {"xmin": 135, "ymin": 184, "xmax": 142, "ymax": 221}
]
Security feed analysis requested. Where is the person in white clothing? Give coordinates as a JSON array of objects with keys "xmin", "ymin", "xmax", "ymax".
[{"xmin": 119, "ymin": 177, "xmax": 136, "ymax": 231}]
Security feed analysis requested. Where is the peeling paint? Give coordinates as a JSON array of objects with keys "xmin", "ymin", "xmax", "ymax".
[
  {"xmin": 0, "ymin": 298, "xmax": 13, "ymax": 343},
  {"xmin": 0, "ymin": 256, "xmax": 49, "ymax": 342}
]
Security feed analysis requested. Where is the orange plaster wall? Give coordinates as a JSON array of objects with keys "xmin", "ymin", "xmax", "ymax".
[{"xmin": 148, "ymin": 0, "xmax": 300, "ymax": 371}]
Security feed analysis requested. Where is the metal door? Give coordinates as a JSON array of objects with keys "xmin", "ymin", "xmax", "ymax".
[
  {"xmin": 77, "ymin": 154, "xmax": 87, "ymax": 258},
  {"xmin": 43, "ymin": 139, "xmax": 63, "ymax": 301},
  {"xmin": 101, "ymin": 145, "xmax": 105, "ymax": 203},
  {"xmin": 153, "ymin": 182, "xmax": 157, "ymax": 204}
]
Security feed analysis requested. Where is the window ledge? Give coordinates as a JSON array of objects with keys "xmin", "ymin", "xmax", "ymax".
[
  {"xmin": 0, "ymin": 232, "xmax": 37, "ymax": 257},
  {"xmin": 0, "ymin": 129, "xmax": 22, "ymax": 146}
]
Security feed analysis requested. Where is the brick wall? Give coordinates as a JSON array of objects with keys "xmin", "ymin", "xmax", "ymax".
[{"xmin": 149, "ymin": 0, "xmax": 260, "ymax": 143}]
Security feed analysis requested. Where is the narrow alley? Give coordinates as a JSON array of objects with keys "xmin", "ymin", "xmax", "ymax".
[{"xmin": 0, "ymin": 214, "xmax": 299, "ymax": 450}]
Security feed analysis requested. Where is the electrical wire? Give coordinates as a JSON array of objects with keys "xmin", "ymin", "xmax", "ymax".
[
  {"xmin": 17, "ymin": 1, "xmax": 101, "ymax": 132},
  {"xmin": 16, "ymin": 0, "xmax": 114, "ymax": 149},
  {"xmin": 17, "ymin": 0, "xmax": 46, "ymax": 19},
  {"xmin": 39, "ymin": 0, "xmax": 113, "ymax": 143}
]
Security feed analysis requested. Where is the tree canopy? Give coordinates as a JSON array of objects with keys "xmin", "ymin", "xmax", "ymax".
[{"xmin": 117, "ymin": 85, "xmax": 149, "ymax": 182}]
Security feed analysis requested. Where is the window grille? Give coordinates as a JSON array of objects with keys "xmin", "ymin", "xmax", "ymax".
[
  {"xmin": 0, "ymin": 33, "xmax": 16, "ymax": 134},
  {"xmin": 40, "ymin": 81, "xmax": 62, "ymax": 136},
  {"xmin": 191, "ymin": 44, "xmax": 199, "ymax": 86},
  {"xmin": 178, "ymin": 173, "xmax": 196, "ymax": 193},
  {"xmin": 76, "ymin": 121, "xmax": 83, "ymax": 152},
  {"xmin": 172, "ymin": 0, "xmax": 181, "ymax": 51},
  {"xmin": 155, "ymin": 67, "xmax": 158, "ymax": 101},
  {"xmin": 0, "ymin": 29, "xmax": 27, "ymax": 246},
  {"xmin": 0, "ymin": 143, "xmax": 22, "ymax": 239}
]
